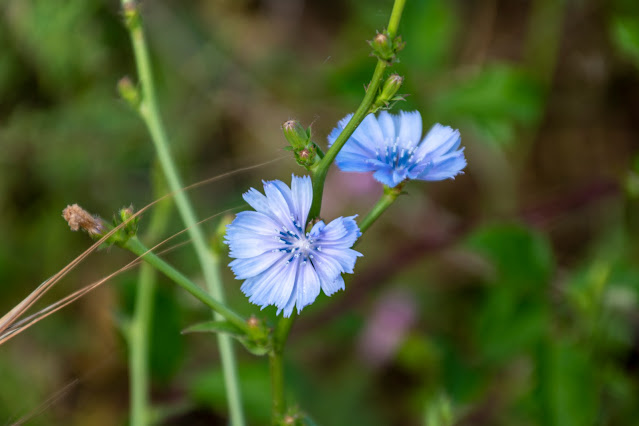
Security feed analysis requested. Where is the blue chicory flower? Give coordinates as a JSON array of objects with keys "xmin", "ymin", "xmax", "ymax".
[
  {"xmin": 328, "ymin": 110, "xmax": 466, "ymax": 188},
  {"xmin": 225, "ymin": 175, "xmax": 362, "ymax": 317}
]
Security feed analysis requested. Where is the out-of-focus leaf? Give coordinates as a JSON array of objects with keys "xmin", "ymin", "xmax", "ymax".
[
  {"xmin": 401, "ymin": 0, "xmax": 458, "ymax": 74},
  {"xmin": 536, "ymin": 342, "xmax": 597, "ymax": 426},
  {"xmin": 423, "ymin": 391, "xmax": 454, "ymax": 426},
  {"xmin": 190, "ymin": 362, "xmax": 271, "ymax": 425},
  {"xmin": 466, "ymin": 225, "xmax": 553, "ymax": 361},
  {"xmin": 611, "ymin": 16, "xmax": 639, "ymax": 69},
  {"xmin": 149, "ymin": 285, "xmax": 185, "ymax": 383},
  {"xmin": 466, "ymin": 224, "xmax": 554, "ymax": 289},
  {"xmin": 4, "ymin": 0, "xmax": 108, "ymax": 95},
  {"xmin": 430, "ymin": 65, "xmax": 544, "ymax": 146}
]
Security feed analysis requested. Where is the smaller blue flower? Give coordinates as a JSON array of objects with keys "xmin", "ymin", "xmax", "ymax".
[
  {"xmin": 328, "ymin": 110, "xmax": 466, "ymax": 188},
  {"xmin": 225, "ymin": 175, "xmax": 362, "ymax": 317}
]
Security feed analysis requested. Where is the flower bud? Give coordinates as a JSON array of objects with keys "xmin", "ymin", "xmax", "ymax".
[
  {"xmin": 282, "ymin": 120, "xmax": 309, "ymax": 150},
  {"xmin": 369, "ymin": 31, "xmax": 405, "ymax": 63},
  {"xmin": 282, "ymin": 120, "xmax": 321, "ymax": 169},
  {"xmin": 371, "ymin": 74, "xmax": 404, "ymax": 112},
  {"xmin": 118, "ymin": 205, "xmax": 139, "ymax": 237},
  {"xmin": 117, "ymin": 76, "xmax": 141, "ymax": 109},
  {"xmin": 370, "ymin": 32, "xmax": 394, "ymax": 60}
]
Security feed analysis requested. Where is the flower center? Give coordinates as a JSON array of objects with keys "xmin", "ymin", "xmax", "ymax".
[
  {"xmin": 376, "ymin": 138, "xmax": 417, "ymax": 170},
  {"xmin": 272, "ymin": 215, "xmax": 321, "ymax": 264}
]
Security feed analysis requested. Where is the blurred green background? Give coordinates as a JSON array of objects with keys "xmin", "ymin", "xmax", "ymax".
[{"xmin": 1, "ymin": 0, "xmax": 639, "ymax": 424}]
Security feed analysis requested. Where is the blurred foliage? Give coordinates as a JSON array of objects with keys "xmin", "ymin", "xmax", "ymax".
[{"xmin": 1, "ymin": 0, "xmax": 639, "ymax": 425}]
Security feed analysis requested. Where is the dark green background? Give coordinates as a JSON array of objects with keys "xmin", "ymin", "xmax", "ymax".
[{"xmin": 1, "ymin": 0, "xmax": 639, "ymax": 424}]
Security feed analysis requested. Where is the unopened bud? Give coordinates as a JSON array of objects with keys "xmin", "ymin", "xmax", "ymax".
[
  {"xmin": 369, "ymin": 32, "xmax": 394, "ymax": 61},
  {"xmin": 371, "ymin": 74, "xmax": 405, "ymax": 112},
  {"xmin": 117, "ymin": 205, "xmax": 139, "ymax": 237},
  {"xmin": 117, "ymin": 76, "xmax": 140, "ymax": 109},
  {"xmin": 282, "ymin": 120, "xmax": 309, "ymax": 150},
  {"xmin": 369, "ymin": 31, "xmax": 405, "ymax": 63},
  {"xmin": 122, "ymin": 1, "xmax": 140, "ymax": 29},
  {"xmin": 63, "ymin": 204, "xmax": 104, "ymax": 236},
  {"xmin": 247, "ymin": 315, "xmax": 259, "ymax": 329}
]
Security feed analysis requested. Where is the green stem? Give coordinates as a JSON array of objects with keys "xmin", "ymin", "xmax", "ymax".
[
  {"xmin": 123, "ymin": 237, "xmax": 251, "ymax": 336},
  {"xmin": 270, "ymin": 1, "xmax": 407, "ymax": 421},
  {"xmin": 129, "ymin": 262, "xmax": 155, "ymax": 426},
  {"xmin": 387, "ymin": 0, "xmax": 406, "ymax": 38},
  {"xmin": 309, "ymin": 60, "xmax": 386, "ymax": 220},
  {"xmin": 308, "ymin": 0, "xmax": 406, "ymax": 220},
  {"xmin": 129, "ymin": 165, "xmax": 171, "ymax": 426},
  {"xmin": 269, "ymin": 314, "xmax": 296, "ymax": 425},
  {"xmin": 120, "ymin": 2, "xmax": 244, "ymax": 424},
  {"xmin": 358, "ymin": 185, "xmax": 402, "ymax": 234}
]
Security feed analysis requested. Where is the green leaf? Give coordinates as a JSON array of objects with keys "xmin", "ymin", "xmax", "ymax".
[
  {"xmin": 430, "ymin": 65, "xmax": 544, "ymax": 146},
  {"xmin": 182, "ymin": 320, "xmax": 270, "ymax": 356},
  {"xmin": 182, "ymin": 320, "xmax": 245, "ymax": 337},
  {"xmin": 466, "ymin": 225, "xmax": 554, "ymax": 361}
]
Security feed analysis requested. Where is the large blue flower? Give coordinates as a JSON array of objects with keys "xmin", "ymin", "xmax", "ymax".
[
  {"xmin": 225, "ymin": 175, "xmax": 362, "ymax": 317},
  {"xmin": 328, "ymin": 110, "xmax": 466, "ymax": 188}
]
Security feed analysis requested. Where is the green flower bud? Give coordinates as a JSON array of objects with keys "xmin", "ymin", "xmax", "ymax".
[
  {"xmin": 282, "ymin": 120, "xmax": 321, "ymax": 169},
  {"xmin": 371, "ymin": 74, "xmax": 405, "ymax": 112},
  {"xmin": 118, "ymin": 205, "xmax": 139, "ymax": 238},
  {"xmin": 369, "ymin": 31, "xmax": 405, "ymax": 63},
  {"xmin": 370, "ymin": 32, "xmax": 394, "ymax": 61},
  {"xmin": 282, "ymin": 120, "xmax": 310, "ymax": 150}
]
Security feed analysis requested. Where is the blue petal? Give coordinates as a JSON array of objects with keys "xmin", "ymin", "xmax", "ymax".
[
  {"xmin": 327, "ymin": 114, "xmax": 353, "ymax": 146},
  {"xmin": 373, "ymin": 166, "xmax": 402, "ymax": 187},
  {"xmin": 226, "ymin": 211, "xmax": 278, "ymax": 236},
  {"xmin": 397, "ymin": 111, "xmax": 422, "ymax": 146},
  {"xmin": 263, "ymin": 181, "xmax": 297, "ymax": 231},
  {"xmin": 350, "ymin": 113, "xmax": 384, "ymax": 149},
  {"xmin": 291, "ymin": 175, "xmax": 312, "ymax": 227},
  {"xmin": 226, "ymin": 230, "xmax": 282, "ymax": 258},
  {"xmin": 377, "ymin": 111, "xmax": 396, "ymax": 141},
  {"xmin": 418, "ymin": 151, "xmax": 467, "ymax": 181},
  {"xmin": 415, "ymin": 124, "xmax": 460, "ymax": 159},
  {"xmin": 229, "ymin": 250, "xmax": 284, "ymax": 279}
]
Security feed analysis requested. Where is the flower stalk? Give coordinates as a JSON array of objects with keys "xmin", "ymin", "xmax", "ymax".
[
  {"xmin": 270, "ymin": 0, "xmax": 408, "ymax": 422},
  {"xmin": 119, "ymin": 2, "xmax": 244, "ymax": 422}
]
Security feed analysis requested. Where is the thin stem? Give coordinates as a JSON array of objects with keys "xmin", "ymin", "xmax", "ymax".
[
  {"xmin": 358, "ymin": 185, "xmax": 403, "ymax": 234},
  {"xmin": 129, "ymin": 167, "xmax": 171, "ymax": 426},
  {"xmin": 123, "ymin": 237, "xmax": 251, "ymax": 335},
  {"xmin": 120, "ymin": 2, "xmax": 244, "ymax": 424},
  {"xmin": 129, "ymin": 262, "xmax": 155, "ymax": 426}
]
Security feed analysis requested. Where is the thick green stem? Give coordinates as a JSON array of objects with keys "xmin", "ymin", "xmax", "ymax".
[
  {"xmin": 269, "ymin": 314, "xmax": 296, "ymax": 424},
  {"xmin": 387, "ymin": 0, "xmax": 406, "ymax": 38},
  {"xmin": 308, "ymin": 0, "xmax": 406, "ymax": 220},
  {"xmin": 309, "ymin": 60, "xmax": 386, "ymax": 220},
  {"xmin": 358, "ymin": 185, "xmax": 402, "ymax": 234},
  {"xmin": 120, "ymin": 2, "xmax": 244, "ymax": 424}
]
